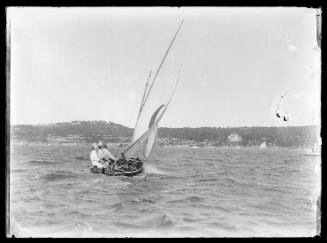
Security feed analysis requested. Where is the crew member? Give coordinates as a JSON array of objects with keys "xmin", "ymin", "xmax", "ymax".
[
  {"xmin": 97, "ymin": 141, "xmax": 104, "ymax": 160},
  {"xmin": 103, "ymin": 144, "xmax": 118, "ymax": 162},
  {"xmin": 90, "ymin": 143, "xmax": 105, "ymax": 169}
]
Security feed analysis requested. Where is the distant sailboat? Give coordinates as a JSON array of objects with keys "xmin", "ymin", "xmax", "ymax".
[
  {"xmin": 304, "ymin": 141, "xmax": 321, "ymax": 156},
  {"xmin": 259, "ymin": 142, "xmax": 267, "ymax": 149},
  {"xmin": 304, "ymin": 112, "xmax": 321, "ymax": 156}
]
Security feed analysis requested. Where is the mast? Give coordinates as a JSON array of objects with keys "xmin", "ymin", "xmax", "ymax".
[
  {"xmin": 137, "ymin": 71, "xmax": 152, "ymax": 119},
  {"xmin": 142, "ymin": 20, "xmax": 184, "ymax": 107},
  {"xmin": 123, "ymin": 21, "xmax": 183, "ymax": 159},
  {"xmin": 132, "ymin": 71, "xmax": 152, "ymax": 142},
  {"xmin": 122, "ymin": 70, "xmax": 181, "ymax": 159}
]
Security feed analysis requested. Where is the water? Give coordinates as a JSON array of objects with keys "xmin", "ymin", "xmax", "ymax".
[{"xmin": 9, "ymin": 142, "xmax": 321, "ymax": 237}]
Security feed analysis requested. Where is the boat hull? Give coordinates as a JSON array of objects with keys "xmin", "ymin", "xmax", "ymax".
[
  {"xmin": 90, "ymin": 166, "xmax": 143, "ymax": 176},
  {"xmin": 90, "ymin": 158, "xmax": 143, "ymax": 176}
]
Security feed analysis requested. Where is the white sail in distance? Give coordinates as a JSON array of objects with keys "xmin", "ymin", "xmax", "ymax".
[{"xmin": 259, "ymin": 142, "xmax": 267, "ymax": 149}]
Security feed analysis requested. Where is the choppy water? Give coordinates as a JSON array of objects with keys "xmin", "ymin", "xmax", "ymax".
[{"xmin": 9, "ymin": 142, "xmax": 321, "ymax": 237}]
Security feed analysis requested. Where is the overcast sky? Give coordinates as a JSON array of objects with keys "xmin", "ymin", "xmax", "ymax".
[{"xmin": 8, "ymin": 7, "xmax": 321, "ymax": 128}]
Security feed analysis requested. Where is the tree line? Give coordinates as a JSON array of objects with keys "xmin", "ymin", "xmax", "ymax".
[{"xmin": 10, "ymin": 121, "xmax": 320, "ymax": 147}]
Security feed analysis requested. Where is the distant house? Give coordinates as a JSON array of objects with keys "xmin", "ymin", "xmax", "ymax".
[
  {"xmin": 228, "ymin": 133, "xmax": 242, "ymax": 146},
  {"xmin": 71, "ymin": 121, "xmax": 82, "ymax": 125}
]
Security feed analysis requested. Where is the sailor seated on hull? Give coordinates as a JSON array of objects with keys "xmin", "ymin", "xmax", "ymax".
[
  {"xmin": 90, "ymin": 143, "xmax": 105, "ymax": 169},
  {"xmin": 90, "ymin": 142, "xmax": 119, "ymax": 170}
]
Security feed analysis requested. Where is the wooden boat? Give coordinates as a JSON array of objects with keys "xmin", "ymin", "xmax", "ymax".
[
  {"xmin": 90, "ymin": 21, "xmax": 183, "ymax": 176},
  {"xmin": 90, "ymin": 158, "xmax": 143, "ymax": 176}
]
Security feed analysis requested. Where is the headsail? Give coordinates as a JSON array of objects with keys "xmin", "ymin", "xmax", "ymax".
[
  {"xmin": 122, "ymin": 104, "xmax": 166, "ymax": 160},
  {"xmin": 145, "ymin": 126, "xmax": 158, "ymax": 158},
  {"xmin": 144, "ymin": 105, "xmax": 165, "ymax": 158}
]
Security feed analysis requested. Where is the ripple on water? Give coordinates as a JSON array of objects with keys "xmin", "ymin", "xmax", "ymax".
[
  {"xmin": 166, "ymin": 196, "xmax": 205, "ymax": 204},
  {"xmin": 41, "ymin": 171, "xmax": 78, "ymax": 182},
  {"xmin": 28, "ymin": 160, "xmax": 62, "ymax": 165},
  {"xmin": 114, "ymin": 214, "xmax": 174, "ymax": 230}
]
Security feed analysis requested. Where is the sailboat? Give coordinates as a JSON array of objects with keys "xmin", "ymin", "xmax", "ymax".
[
  {"xmin": 259, "ymin": 141, "xmax": 267, "ymax": 149},
  {"xmin": 90, "ymin": 21, "xmax": 183, "ymax": 176},
  {"xmin": 304, "ymin": 140, "xmax": 321, "ymax": 156}
]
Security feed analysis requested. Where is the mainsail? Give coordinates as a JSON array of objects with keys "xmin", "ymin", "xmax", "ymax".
[
  {"xmin": 122, "ymin": 105, "xmax": 165, "ymax": 160},
  {"xmin": 122, "ymin": 73, "xmax": 179, "ymax": 160},
  {"xmin": 132, "ymin": 71, "xmax": 152, "ymax": 142},
  {"xmin": 122, "ymin": 21, "xmax": 183, "ymax": 161}
]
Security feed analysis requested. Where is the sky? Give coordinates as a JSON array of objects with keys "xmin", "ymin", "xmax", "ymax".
[{"xmin": 8, "ymin": 7, "xmax": 321, "ymax": 128}]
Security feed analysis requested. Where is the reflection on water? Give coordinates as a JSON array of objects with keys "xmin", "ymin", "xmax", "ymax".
[{"xmin": 9, "ymin": 143, "xmax": 321, "ymax": 237}]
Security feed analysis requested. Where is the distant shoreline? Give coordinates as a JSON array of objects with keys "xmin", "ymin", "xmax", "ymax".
[
  {"xmin": 9, "ymin": 121, "xmax": 320, "ymax": 148},
  {"xmin": 10, "ymin": 139, "xmax": 316, "ymax": 150},
  {"xmin": 9, "ymin": 120, "xmax": 320, "ymax": 129}
]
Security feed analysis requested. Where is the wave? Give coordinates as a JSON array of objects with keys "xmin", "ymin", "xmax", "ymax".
[
  {"xmin": 11, "ymin": 169, "xmax": 26, "ymax": 173},
  {"xmin": 144, "ymin": 164, "xmax": 169, "ymax": 175},
  {"xmin": 197, "ymin": 178, "xmax": 219, "ymax": 183},
  {"xmin": 113, "ymin": 214, "xmax": 174, "ymax": 230},
  {"xmin": 213, "ymin": 205, "xmax": 230, "ymax": 213},
  {"xmin": 137, "ymin": 208, "xmax": 156, "ymax": 214},
  {"xmin": 109, "ymin": 202, "xmax": 124, "ymax": 212},
  {"xmin": 28, "ymin": 160, "xmax": 62, "ymax": 165},
  {"xmin": 207, "ymin": 221, "xmax": 238, "ymax": 232},
  {"xmin": 41, "ymin": 171, "xmax": 78, "ymax": 181},
  {"xmin": 167, "ymin": 196, "xmax": 204, "ymax": 204},
  {"xmin": 67, "ymin": 211, "xmax": 90, "ymax": 218},
  {"xmin": 109, "ymin": 197, "xmax": 156, "ymax": 212},
  {"xmin": 123, "ymin": 198, "xmax": 156, "ymax": 207},
  {"xmin": 182, "ymin": 217, "xmax": 199, "ymax": 222}
]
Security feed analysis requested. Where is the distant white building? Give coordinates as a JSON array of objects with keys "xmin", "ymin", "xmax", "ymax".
[{"xmin": 71, "ymin": 121, "xmax": 82, "ymax": 125}]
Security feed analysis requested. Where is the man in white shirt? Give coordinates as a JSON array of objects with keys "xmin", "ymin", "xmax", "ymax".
[
  {"xmin": 102, "ymin": 144, "xmax": 118, "ymax": 162},
  {"xmin": 97, "ymin": 142, "xmax": 104, "ymax": 161},
  {"xmin": 90, "ymin": 143, "xmax": 106, "ymax": 169}
]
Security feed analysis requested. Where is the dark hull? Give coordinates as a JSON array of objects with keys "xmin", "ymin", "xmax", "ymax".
[
  {"xmin": 90, "ymin": 166, "xmax": 143, "ymax": 176},
  {"xmin": 90, "ymin": 158, "xmax": 143, "ymax": 177}
]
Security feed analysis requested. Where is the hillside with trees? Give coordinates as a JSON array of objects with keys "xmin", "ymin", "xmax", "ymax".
[{"xmin": 10, "ymin": 121, "xmax": 320, "ymax": 148}]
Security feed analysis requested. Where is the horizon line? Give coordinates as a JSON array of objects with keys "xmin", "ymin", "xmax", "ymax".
[{"xmin": 9, "ymin": 120, "xmax": 319, "ymax": 129}]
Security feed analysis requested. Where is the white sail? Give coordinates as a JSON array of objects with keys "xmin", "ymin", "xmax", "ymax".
[
  {"xmin": 132, "ymin": 71, "xmax": 152, "ymax": 142},
  {"xmin": 145, "ymin": 125, "xmax": 158, "ymax": 158},
  {"xmin": 123, "ymin": 69, "xmax": 179, "ymax": 160},
  {"xmin": 143, "ymin": 104, "xmax": 164, "ymax": 157},
  {"xmin": 259, "ymin": 142, "xmax": 267, "ymax": 149},
  {"xmin": 122, "ymin": 21, "xmax": 183, "ymax": 161},
  {"xmin": 122, "ymin": 104, "xmax": 168, "ymax": 160}
]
